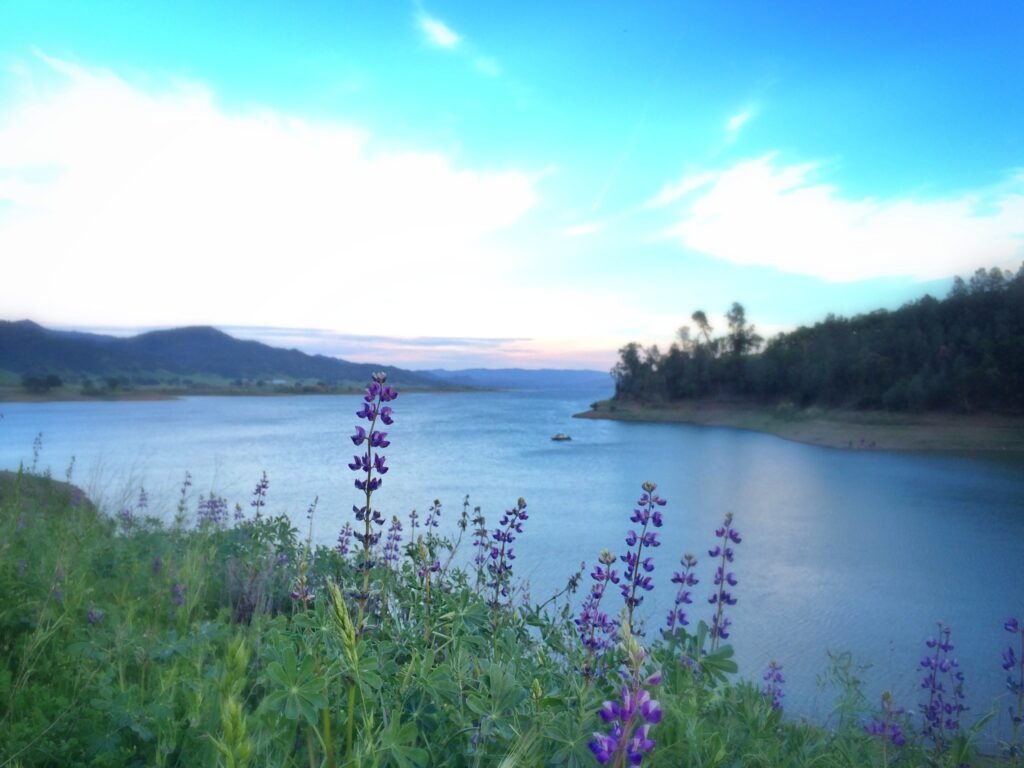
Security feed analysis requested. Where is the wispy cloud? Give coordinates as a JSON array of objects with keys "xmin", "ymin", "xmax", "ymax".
[
  {"xmin": 419, "ymin": 15, "xmax": 461, "ymax": 49},
  {"xmin": 725, "ymin": 107, "xmax": 754, "ymax": 138},
  {"xmin": 654, "ymin": 154, "xmax": 1024, "ymax": 281},
  {"xmin": 474, "ymin": 57, "xmax": 501, "ymax": 77}
]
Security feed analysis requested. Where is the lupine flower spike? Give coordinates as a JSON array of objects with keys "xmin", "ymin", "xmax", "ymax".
[
  {"xmin": 487, "ymin": 497, "xmax": 529, "ymax": 610},
  {"xmin": 865, "ymin": 691, "xmax": 905, "ymax": 767},
  {"xmin": 471, "ymin": 507, "xmax": 489, "ymax": 588},
  {"xmin": 349, "ymin": 372, "xmax": 397, "ymax": 632},
  {"xmin": 761, "ymin": 660, "xmax": 785, "ymax": 711},
  {"xmin": 708, "ymin": 512, "xmax": 740, "ymax": 651},
  {"xmin": 576, "ymin": 549, "xmax": 620, "ymax": 680},
  {"xmin": 336, "ymin": 522, "xmax": 353, "ymax": 557},
  {"xmin": 250, "ymin": 471, "xmax": 269, "ymax": 519},
  {"xmin": 620, "ymin": 481, "xmax": 666, "ymax": 636},
  {"xmin": 1004, "ymin": 616, "xmax": 1023, "ymax": 760},
  {"xmin": 920, "ymin": 623, "xmax": 967, "ymax": 755},
  {"xmin": 383, "ymin": 516, "xmax": 403, "ymax": 568},
  {"xmin": 664, "ymin": 552, "xmax": 698, "ymax": 641},
  {"xmin": 589, "ymin": 632, "xmax": 663, "ymax": 767}
]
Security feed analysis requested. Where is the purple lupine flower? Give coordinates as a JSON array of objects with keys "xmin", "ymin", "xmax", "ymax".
[
  {"xmin": 290, "ymin": 583, "xmax": 315, "ymax": 606},
  {"xmin": 250, "ymin": 471, "xmax": 269, "ymax": 519},
  {"xmin": 761, "ymin": 660, "xmax": 785, "ymax": 711},
  {"xmin": 351, "ymin": 373, "xmax": 397, "ymax": 627},
  {"xmin": 487, "ymin": 497, "xmax": 529, "ymax": 608},
  {"xmin": 920, "ymin": 623, "xmax": 968, "ymax": 754},
  {"xmin": 196, "ymin": 493, "xmax": 229, "ymax": 528},
  {"xmin": 136, "ymin": 487, "xmax": 148, "ymax": 513},
  {"xmin": 383, "ymin": 516, "xmax": 403, "ymax": 567},
  {"xmin": 708, "ymin": 512, "xmax": 740, "ymax": 650},
  {"xmin": 336, "ymin": 522, "xmax": 353, "ymax": 557},
  {"xmin": 171, "ymin": 583, "xmax": 187, "ymax": 606},
  {"xmin": 118, "ymin": 506, "xmax": 135, "ymax": 530},
  {"xmin": 87, "ymin": 608, "xmax": 106, "ymax": 624},
  {"xmin": 1005, "ymin": 616, "xmax": 1024, "ymax": 754},
  {"xmin": 664, "ymin": 552, "xmax": 699, "ymax": 639},
  {"xmin": 576, "ymin": 549, "xmax": 620, "ymax": 679},
  {"xmin": 424, "ymin": 499, "xmax": 442, "ymax": 529},
  {"xmin": 589, "ymin": 645, "xmax": 663, "ymax": 766},
  {"xmin": 471, "ymin": 507, "xmax": 489, "ymax": 587},
  {"xmin": 152, "ymin": 556, "xmax": 163, "ymax": 575},
  {"xmin": 865, "ymin": 691, "xmax": 906, "ymax": 749},
  {"xmin": 620, "ymin": 481, "xmax": 666, "ymax": 635},
  {"xmin": 417, "ymin": 557, "xmax": 441, "ymax": 581}
]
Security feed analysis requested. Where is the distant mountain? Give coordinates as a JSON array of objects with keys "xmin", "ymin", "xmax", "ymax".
[
  {"xmin": 0, "ymin": 320, "xmax": 439, "ymax": 387},
  {"xmin": 419, "ymin": 367, "xmax": 612, "ymax": 391}
]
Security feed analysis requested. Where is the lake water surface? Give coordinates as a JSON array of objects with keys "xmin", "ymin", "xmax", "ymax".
[{"xmin": 2, "ymin": 388, "xmax": 1023, "ymax": 741}]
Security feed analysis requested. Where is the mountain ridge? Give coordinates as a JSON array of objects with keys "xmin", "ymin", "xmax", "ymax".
[{"xmin": 0, "ymin": 320, "xmax": 438, "ymax": 387}]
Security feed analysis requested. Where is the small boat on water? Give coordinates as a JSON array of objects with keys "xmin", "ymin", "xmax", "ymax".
[{"xmin": 551, "ymin": 433, "xmax": 572, "ymax": 441}]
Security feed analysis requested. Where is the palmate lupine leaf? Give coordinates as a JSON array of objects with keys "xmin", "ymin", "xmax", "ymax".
[{"xmin": 263, "ymin": 649, "xmax": 327, "ymax": 726}]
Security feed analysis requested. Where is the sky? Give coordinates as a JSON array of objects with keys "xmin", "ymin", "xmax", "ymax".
[{"xmin": 1, "ymin": 1, "xmax": 1022, "ymax": 370}]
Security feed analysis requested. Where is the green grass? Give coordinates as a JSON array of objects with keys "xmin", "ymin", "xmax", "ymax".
[{"xmin": 0, "ymin": 467, "xmax": 1016, "ymax": 767}]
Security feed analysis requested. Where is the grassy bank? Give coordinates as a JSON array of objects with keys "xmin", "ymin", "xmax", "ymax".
[
  {"xmin": 576, "ymin": 399, "xmax": 1024, "ymax": 454},
  {"xmin": 4, "ymin": 469, "xmax": 1016, "ymax": 767}
]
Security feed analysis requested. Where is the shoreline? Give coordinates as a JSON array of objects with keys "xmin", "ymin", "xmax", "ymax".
[
  {"xmin": 0, "ymin": 384, "xmax": 474, "ymax": 403},
  {"xmin": 574, "ymin": 399, "xmax": 1024, "ymax": 454}
]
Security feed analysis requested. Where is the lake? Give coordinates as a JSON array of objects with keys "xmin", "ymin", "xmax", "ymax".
[{"xmin": 2, "ymin": 388, "xmax": 1023, "ymax": 743}]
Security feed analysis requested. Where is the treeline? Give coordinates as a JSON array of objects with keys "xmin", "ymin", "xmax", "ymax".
[{"xmin": 612, "ymin": 265, "xmax": 1024, "ymax": 413}]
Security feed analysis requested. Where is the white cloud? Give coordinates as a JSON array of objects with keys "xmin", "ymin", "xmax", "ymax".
[
  {"xmin": 419, "ymin": 15, "xmax": 461, "ymax": 49},
  {"xmin": 725, "ymin": 108, "xmax": 753, "ymax": 137},
  {"xmin": 562, "ymin": 221, "xmax": 604, "ymax": 237},
  {"xmin": 656, "ymin": 155, "xmax": 1024, "ymax": 281},
  {"xmin": 0, "ymin": 55, "xmax": 539, "ymax": 335},
  {"xmin": 644, "ymin": 172, "xmax": 717, "ymax": 209}
]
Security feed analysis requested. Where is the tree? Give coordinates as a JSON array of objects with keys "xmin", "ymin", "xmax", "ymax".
[{"xmin": 725, "ymin": 302, "xmax": 763, "ymax": 358}]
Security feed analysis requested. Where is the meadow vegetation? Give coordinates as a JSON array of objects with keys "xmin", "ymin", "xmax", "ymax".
[{"xmin": 1, "ymin": 375, "xmax": 1021, "ymax": 767}]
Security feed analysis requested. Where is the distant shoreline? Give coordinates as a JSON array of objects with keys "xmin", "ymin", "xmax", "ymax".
[
  {"xmin": 0, "ymin": 384, "xmax": 470, "ymax": 403},
  {"xmin": 574, "ymin": 399, "xmax": 1024, "ymax": 454}
]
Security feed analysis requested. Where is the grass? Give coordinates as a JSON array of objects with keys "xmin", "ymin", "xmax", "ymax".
[{"xmin": 577, "ymin": 399, "xmax": 1024, "ymax": 454}]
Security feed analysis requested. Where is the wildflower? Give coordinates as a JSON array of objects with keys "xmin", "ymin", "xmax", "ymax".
[
  {"xmin": 471, "ymin": 507, "xmax": 489, "ymax": 586},
  {"xmin": 865, "ymin": 691, "xmax": 906, "ymax": 748},
  {"xmin": 576, "ymin": 549, "xmax": 620, "ymax": 679},
  {"xmin": 1005, "ymin": 616, "xmax": 1023, "ymax": 755},
  {"xmin": 487, "ymin": 497, "xmax": 529, "ymax": 608},
  {"xmin": 351, "ymin": 372, "xmax": 397, "ymax": 630},
  {"xmin": 620, "ymin": 481, "xmax": 666, "ymax": 635},
  {"xmin": 196, "ymin": 493, "xmax": 229, "ymax": 528},
  {"xmin": 250, "ymin": 471, "xmax": 269, "ymax": 518},
  {"xmin": 589, "ymin": 639, "xmax": 662, "ymax": 766},
  {"xmin": 708, "ymin": 512, "xmax": 740, "ymax": 650},
  {"xmin": 424, "ymin": 499, "xmax": 442, "ymax": 529},
  {"xmin": 664, "ymin": 552, "xmax": 698, "ymax": 639},
  {"xmin": 87, "ymin": 608, "xmax": 106, "ymax": 624},
  {"xmin": 383, "ymin": 516, "xmax": 403, "ymax": 567},
  {"xmin": 761, "ymin": 660, "xmax": 785, "ymax": 710},
  {"xmin": 336, "ymin": 522, "xmax": 353, "ymax": 557},
  {"xmin": 171, "ymin": 583, "xmax": 187, "ymax": 606},
  {"xmin": 920, "ymin": 623, "xmax": 967, "ymax": 754}
]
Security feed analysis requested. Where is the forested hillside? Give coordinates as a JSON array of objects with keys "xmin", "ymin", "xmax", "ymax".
[{"xmin": 612, "ymin": 265, "xmax": 1024, "ymax": 413}]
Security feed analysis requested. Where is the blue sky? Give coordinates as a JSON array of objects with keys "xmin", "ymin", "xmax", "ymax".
[{"xmin": 1, "ymin": 1, "xmax": 1022, "ymax": 368}]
